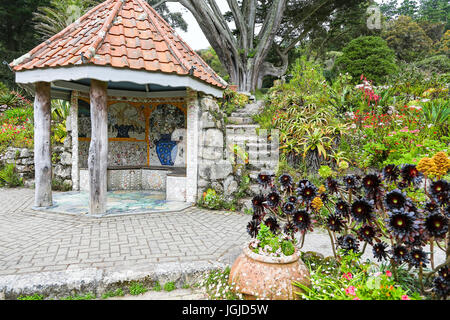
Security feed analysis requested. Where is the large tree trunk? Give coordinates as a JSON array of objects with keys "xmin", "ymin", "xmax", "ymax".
[
  {"xmin": 88, "ymin": 80, "xmax": 108, "ymax": 215},
  {"xmin": 170, "ymin": 0, "xmax": 288, "ymax": 91},
  {"xmin": 34, "ymin": 82, "xmax": 52, "ymax": 207}
]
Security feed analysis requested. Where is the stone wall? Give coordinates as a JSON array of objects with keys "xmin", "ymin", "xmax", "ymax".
[{"xmin": 0, "ymin": 140, "xmax": 72, "ymax": 189}]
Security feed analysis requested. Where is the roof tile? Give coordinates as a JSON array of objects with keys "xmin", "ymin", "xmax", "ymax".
[{"xmin": 10, "ymin": 0, "xmax": 226, "ymax": 89}]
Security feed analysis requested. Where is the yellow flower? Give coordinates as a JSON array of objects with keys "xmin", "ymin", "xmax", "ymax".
[
  {"xmin": 311, "ymin": 197, "xmax": 323, "ymax": 212},
  {"xmin": 417, "ymin": 157, "xmax": 437, "ymax": 177},
  {"xmin": 318, "ymin": 185, "xmax": 326, "ymax": 194},
  {"xmin": 432, "ymin": 152, "xmax": 450, "ymax": 178}
]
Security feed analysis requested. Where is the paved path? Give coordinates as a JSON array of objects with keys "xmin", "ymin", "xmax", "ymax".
[
  {"xmin": 0, "ymin": 188, "xmax": 250, "ymax": 299},
  {"xmin": 0, "ymin": 188, "xmax": 249, "ymax": 277}
]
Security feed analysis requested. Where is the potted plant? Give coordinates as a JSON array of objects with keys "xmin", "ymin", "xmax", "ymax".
[{"xmin": 229, "ymin": 172, "xmax": 313, "ymax": 300}]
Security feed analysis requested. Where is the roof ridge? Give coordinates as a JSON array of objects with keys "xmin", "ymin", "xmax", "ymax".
[
  {"xmin": 138, "ymin": 0, "xmax": 225, "ymax": 85},
  {"xmin": 82, "ymin": 0, "xmax": 125, "ymax": 62},
  {"xmin": 136, "ymin": 0, "xmax": 190, "ymax": 73}
]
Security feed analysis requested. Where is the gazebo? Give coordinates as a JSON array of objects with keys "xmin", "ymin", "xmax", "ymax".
[{"xmin": 10, "ymin": 0, "xmax": 227, "ymax": 215}]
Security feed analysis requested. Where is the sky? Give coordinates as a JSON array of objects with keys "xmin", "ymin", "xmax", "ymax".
[
  {"xmin": 166, "ymin": 0, "xmax": 389, "ymax": 51},
  {"xmin": 166, "ymin": 0, "xmax": 231, "ymax": 50}
]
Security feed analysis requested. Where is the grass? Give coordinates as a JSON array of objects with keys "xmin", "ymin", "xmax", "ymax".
[{"xmin": 129, "ymin": 282, "xmax": 147, "ymax": 295}]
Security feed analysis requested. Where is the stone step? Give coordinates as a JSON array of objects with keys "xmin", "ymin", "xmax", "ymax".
[
  {"xmin": 230, "ymin": 111, "xmax": 253, "ymax": 117},
  {"xmin": 226, "ymin": 124, "xmax": 260, "ymax": 129},
  {"xmin": 227, "ymin": 116, "xmax": 254, "ymax": 125}
]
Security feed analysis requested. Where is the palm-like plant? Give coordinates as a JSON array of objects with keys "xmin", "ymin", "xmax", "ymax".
[
  {"xmin": 33, "ymin": 0, "xmax": 98, "ymax": 40},
  {"xmin": 299, "ymin": 127, "xmax": 333, "ymax": 172},
  {"xmin": 421, "ymin": 99, "xmax": 449, "ymax": 136},
  {"xmin": 51, "ymin": 100, "xmax": 71, "ymax": 144}
]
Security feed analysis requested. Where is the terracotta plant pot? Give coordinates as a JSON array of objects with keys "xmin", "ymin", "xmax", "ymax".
[{"xmin": 229, "ymin": 246, "xmax": 310, "ymax": 300}]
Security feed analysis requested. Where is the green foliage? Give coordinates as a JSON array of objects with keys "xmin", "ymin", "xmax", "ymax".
[
  {"xmin": 61, "ymin": 292, "xmax": 96, "ymax": 300},
  {"xmin": 128, "ymin": 282, "xmax": 147, "ymax": 295},
  {"xmin": 163, "ymin": 282, "xmax": 176, "ymax": 292},
  {"xmin": 0, "ymin": 163, "xmax": 23, "ymax": 187},
  {"xmin": 153, "ymin": 281, "xmax": 161, "ymax": 292},
  {"xmin": 416, "ymin": 54, "xmax": 450, "ymax": 74},
  {"xmin": 318, "ymin": 165, "xmax": 334, "ymax": 179},
  {"xmin": 198, "ymin": 188, "xmax": 224, "ymax": 210},
  {"xmin": 334, "ymin": 36, "xmax": 398, "ymax": 84},
  {"xmin": 51, "ymin": 179, "xmax": 72, "ymax": 191},
  {"xmin": 383, "ymin": 16, "xmax": 433, "ymax": 63},
  {"xmin": 101, "ymin": 288, "xmax": 124, "ymax": 299},
  {"xmin": 17, "ymin": 293, "xmax": 45, "ymax": 300},
  {"xmin": 420, "ymin": 98, "xmax": 450, "ymax": 135},
  {"xmin": 196, "ymin": 47, "xmax": 229, "ymax": 82},
  {"xmin": 33, "ymin": 0, "xmax": 98, "ymax": 41},
  {"xmin": 281, "ymin": 240, "xmax": 295, "ymax": 256},
  {"xmin": 254, "ymin": 224, "xmax": 295, "ymax": 256},
  {"xmin": 221, "ymin": 89, "xmax": 249, "ymax": 117},
  {"xmin": 295, "ymin": 251, "xmax": 422, "ymax": 300}
]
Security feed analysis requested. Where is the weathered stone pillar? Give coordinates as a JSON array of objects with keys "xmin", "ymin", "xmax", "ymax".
[
  {"xmin": 70, "ymin": 91, "xmax": 80, "ymax": 191},
  {"xmin": 33, "ymin": 82, "xmax": 52, "ymax": 207},
  {"xmin": 88, "ymin": 80, "xmax": 108, "ymax": 214},
  {"xmin": 185, "ymin": 88, "xmax": 200, "ymax": 203}
]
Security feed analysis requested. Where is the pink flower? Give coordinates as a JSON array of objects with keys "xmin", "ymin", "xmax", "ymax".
[
  {"xmin": 386, "ymin": 270, "xmax": 392, "ymax": 277},
  {"xmin": 342, "ymin": 272, "xmax": 353, "ymax": 280},
  {"xmin": 401, "ymin": 295, "xmax": 410, "ymax": 300},
  {"xmin": 353, "ymin": 297, "xmax": 360, "ymax": 300},
  {"xmin": 345, "ymin": 286, "xmax": 356, "ymax": 296}
]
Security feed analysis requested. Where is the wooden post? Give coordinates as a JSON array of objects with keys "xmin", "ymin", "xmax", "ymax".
[
  {"xmin": 34, "ymin": 82, "xmax": 52, "ymax": 207},
  {"xmin": 88, "ymin": 80, "xmax": 108, "ymax": 214},
  {"xmin": 70, "ymin": 91, "xmax": 80, "ymax": 191}
]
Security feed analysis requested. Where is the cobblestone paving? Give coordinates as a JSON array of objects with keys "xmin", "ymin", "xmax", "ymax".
[{"xmin": 0, "ymin": 188, "xmax": 250, "ymax": 277}]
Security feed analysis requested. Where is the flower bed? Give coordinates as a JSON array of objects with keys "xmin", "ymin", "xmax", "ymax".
[{"xmin": 243, "ymin": 151, "xmax": 449, "ymax": 300}]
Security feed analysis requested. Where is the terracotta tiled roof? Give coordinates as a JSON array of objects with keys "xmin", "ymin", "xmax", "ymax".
[{"xmin": 11, "ymin": 0, "xmax": 227, "ymax": 89}]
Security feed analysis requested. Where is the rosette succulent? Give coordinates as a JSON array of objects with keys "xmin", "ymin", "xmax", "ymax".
[
  {"xmin": 297, "ymin": 181, "xmax": 318, "ymax": 202},
  {"xmin": 385, "ymin": 189, "xmax": 407, "ymax": 210},
  {"xmin": 351, "ymin": 199, "xmax": 374, "ymax": 223},
  {"xmin": 382, "ymin": 164, "xmax": 400, "ymax": 182}
]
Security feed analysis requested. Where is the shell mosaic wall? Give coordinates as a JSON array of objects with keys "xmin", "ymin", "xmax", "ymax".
[{"xmin": 78, "ymin": 99, "xmax": 186, "ymax": 168}]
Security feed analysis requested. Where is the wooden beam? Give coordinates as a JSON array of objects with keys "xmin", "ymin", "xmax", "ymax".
[
  {"xmin": 34, "ymin": 82, "xmax": 52, "ymax": 207},
  {"xmin": 88, "ymin": 80, "xmax": 108, "ymax": 215}
]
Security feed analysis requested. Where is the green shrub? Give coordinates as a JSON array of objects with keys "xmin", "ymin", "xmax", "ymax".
[
  {"xmin": 334, "ymin": 36, "xmax": 398, "ymax": 84},
  {"xmin": 0, "ymin": 163, "xmax": 23, "ymax": 187},
  {"xmin": 416, "ymin": 55, "xmax": 450, "ymax": 74},
  {"xmin": 383, "ymin": 16, "xmax": 433, "ymax": 63}
]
